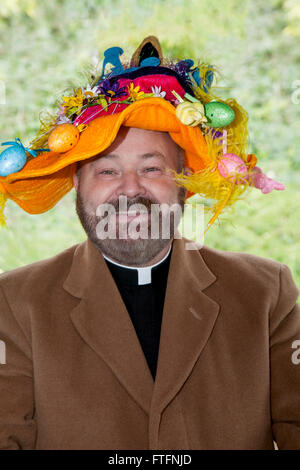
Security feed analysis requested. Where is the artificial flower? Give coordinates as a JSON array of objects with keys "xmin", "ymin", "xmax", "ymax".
[
  {"xmin": 176, "ymin": 101, "xmax": 207, "ymax": 127},
  {"xmin": 128, "ymin": 83, "xmax": 146, "ymax": 101},
  {"xmin": 82, "ymin": 84, "xmax": 99, "ymax": 98},
  {"xmin": 97, "ymin": 79, "xmax": 127, "ymax": 99},
  {"xmin": 61, "ymin": 88, "xmax": 84, "ymax": 111},
  {"xmin": 151, "ymin": 85, "xmax": 166, "ymax": 98}
]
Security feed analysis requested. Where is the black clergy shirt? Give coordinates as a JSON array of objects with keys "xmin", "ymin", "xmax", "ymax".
[{"xmin": 103, "ymin": 244, "xmax": 172, "ymax": 380}]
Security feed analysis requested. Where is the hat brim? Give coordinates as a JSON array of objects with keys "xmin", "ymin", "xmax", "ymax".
[{"xmin": 0, "ymin": 98, "xmax": 209, "ymax": 214}]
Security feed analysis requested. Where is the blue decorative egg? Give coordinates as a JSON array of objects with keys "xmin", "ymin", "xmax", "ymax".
[
  {"xmin": 0, "ymin": 144, "xmax": 27, "ymax": 177},
  {"xmin": 0, "ymin": 138, "xmax": 49, "ymax": 177}
]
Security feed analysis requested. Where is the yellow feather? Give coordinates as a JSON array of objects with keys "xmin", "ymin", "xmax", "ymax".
[
  {"xmin": 169, "ymin": 93, "xmax": 252, "ymax": 234},
  {"xmin": 30, "ymin": 111, "xmax": 58, "ymax": 150},
  {"xmin": 0, "ymin": 192, "xmax": 7, "ymax": 227}
]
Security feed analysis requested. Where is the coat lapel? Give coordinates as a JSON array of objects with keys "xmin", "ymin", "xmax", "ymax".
[
  {"xmin": 63, "ymin": 236, "xmax": 220, "ymax": 420},
  {"xmin": 64, "ymin": 239, "xmax": 154, "ymax": 415},
  {"xmin": 150, "ymin": 237, "xmax": 220, "ymax": 416}
]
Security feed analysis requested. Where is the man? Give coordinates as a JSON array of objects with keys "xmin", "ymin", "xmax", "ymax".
[
  {"xmin": 74, "ymin": 125, "xmax": 187, "ymax": 263},
  {"xmin": 0, "ymin": 36, "xmax": 299, "ymax": 450}
]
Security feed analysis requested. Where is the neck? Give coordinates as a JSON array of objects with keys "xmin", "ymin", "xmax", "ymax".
[{"xmin": 101, "ymin": 239, "xmax": 173, "ymax": 268}]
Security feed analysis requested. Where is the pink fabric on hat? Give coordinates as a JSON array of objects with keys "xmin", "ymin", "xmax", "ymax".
[
  {"xmin": 74, "ymin": 74, "xmax": 186, "ymax": 127},
  {"xmin": 117, "ymin": 74, "xmax": 186, "ymax": 103}
]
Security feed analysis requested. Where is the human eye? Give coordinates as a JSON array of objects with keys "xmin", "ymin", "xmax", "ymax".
[
  {"xmin": 142, "ymin": 166, "xmax": 164, "ymax": 176},
  {"xmin": 100, "ymin": 169, "xmax": 115, "ymax": 174},
  {"xmin": 145, "ymin": 167, "xmax": 160, "ymax": 172},
  {"xmin": 97, "ymin": 168, "xmax": 120, "ymax": 178}
]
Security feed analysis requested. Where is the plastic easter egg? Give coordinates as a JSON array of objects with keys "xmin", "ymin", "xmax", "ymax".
[
  {"xmin": 48, "ymin": 123, "xmax": 80, "ymax": 153},
  {"xmin": 204, "ymin": 101, "xmax": 235, "ymax": 128},
  {"xmin": 217, "ymin": 153, "xmax": 248, "ymax": 184},
  {"xmin": 0, "ymin": 146, "xmax": 27, "ymax": 177}
]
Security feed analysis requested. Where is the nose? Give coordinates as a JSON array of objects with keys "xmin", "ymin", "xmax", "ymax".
[{"xmin": 115, "ymin": 170, "xmax": 146, "ymax": 199}]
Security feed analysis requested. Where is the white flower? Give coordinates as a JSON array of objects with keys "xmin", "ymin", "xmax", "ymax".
[
  {"xmin": 82, "ymin": 85, "xmax": 99, "ymax": 98},
  {"xmin": 151, "ymin": 85, "xmax": 166, "ymax": 98}
]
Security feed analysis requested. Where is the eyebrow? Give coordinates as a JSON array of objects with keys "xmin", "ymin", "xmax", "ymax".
[{"xmin": 99, "ymin": 151, "xmax": 166, "ymax": 161}]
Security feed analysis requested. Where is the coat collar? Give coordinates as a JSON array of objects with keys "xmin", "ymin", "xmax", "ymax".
[{"xmin": 63, "ymin": 237, "xmax": 220, "ymax": 423}]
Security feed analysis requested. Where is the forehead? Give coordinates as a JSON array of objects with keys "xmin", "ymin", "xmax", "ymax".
[
  {"xmin": 77, "ymin": 126, "xmax": 180, "ymax": 171},
  {"xmin": 101, "ymin": 127, "xmax": 179, "ymax": 157},
  {"xmin": 77, "ymin": 126, "xmax": 180, "ymax": 172}
]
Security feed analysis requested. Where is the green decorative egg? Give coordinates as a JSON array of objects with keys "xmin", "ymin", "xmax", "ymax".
[{"xmin": 204, "ymin": 101, "xmax": 235, "ymax": 128}]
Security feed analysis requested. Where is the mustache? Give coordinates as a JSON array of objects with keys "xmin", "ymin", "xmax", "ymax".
[{"xmin": 105, "ymin": 196, "xmax": 160, "ymax": 213}]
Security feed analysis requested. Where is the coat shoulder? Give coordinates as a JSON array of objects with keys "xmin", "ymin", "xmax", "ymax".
[
  {"xmin": 199, "ymin": 244, "xmax": 282, "ymax": 274},
  {"xmin": 197, "ymin": 243, "xmax": 283, "ymax": 297},
  {"xmin": 194, "ymin": 243, "xmax": 291, "ymax": 315}
]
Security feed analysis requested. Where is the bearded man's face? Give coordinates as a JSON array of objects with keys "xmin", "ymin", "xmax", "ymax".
[{"xmin": 73, "ymin": 126, "xmax": 187, "ymax": 266}]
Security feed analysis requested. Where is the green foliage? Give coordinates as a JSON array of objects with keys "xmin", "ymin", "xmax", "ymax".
[{"xmin": 0, "ymin": 0, "xmax": 299, "ymax": 294}]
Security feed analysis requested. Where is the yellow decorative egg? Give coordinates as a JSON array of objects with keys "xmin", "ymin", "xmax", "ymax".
[
  {"xmin": 176, "ymin": 102, "xmax": 207, "ymax": 127},
  {"xmin": 48, "ymin": 123, "xmax": 80, "ymax": 153}
]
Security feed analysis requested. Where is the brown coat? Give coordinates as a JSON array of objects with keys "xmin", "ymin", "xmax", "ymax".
[{"xmin": 0, "ymin": 237, "xmax": 300, "ymax": 450}]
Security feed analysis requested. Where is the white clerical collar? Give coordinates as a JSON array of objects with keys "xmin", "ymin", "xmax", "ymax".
[{"xmin": 102, "ymin": 244, "xmax": 172, "ymax": 285}]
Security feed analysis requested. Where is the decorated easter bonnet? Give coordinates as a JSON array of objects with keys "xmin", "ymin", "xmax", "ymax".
[{"xmin": 0, "ymin": 36, "xmax": 285, "ymax": 232}]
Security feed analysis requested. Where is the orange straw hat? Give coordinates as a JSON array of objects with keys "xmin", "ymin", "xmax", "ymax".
[{"xmin": 0, "ymin": 36, "xmax": 285, "ymax": 231}]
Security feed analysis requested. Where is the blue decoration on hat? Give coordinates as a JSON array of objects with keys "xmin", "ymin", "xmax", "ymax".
[
  {"xmin": 175, "ymin": 59, "xmax": 194, "ymax": 74},
  {"xmin": 192, "ymin": 68, "xmax": 201, "ymax": 86},
  {"xmin": 139, "ymin": 57, "xmax": 160, "ymax": 67},
  {"xmin": 191, "ymin": 66, "xmax": 214, "ymax": 93},
  {"xmin": 204, "ymin": 68, "xmax": 214, "ymax": 91},
  {"xmin": 100, "ymin": 43, "xmax": 162, "ymax": 81},
  {"xmin": 101, "ymin": 47, "xmax": 124, "ymax": 79},
  {"xmin": 0, "ymin": 138, "xmax": 49, "ymax": 177}
]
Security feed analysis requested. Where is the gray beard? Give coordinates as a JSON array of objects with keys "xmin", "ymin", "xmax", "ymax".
[{"xmin": 75, "ymin": 187, "xmax": 186, "ymax": 266}]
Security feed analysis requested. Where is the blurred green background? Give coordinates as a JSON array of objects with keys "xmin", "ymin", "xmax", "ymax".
[{"xmin": 0, "ymin": 0, "xmax": 299, "ymax": 293}]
